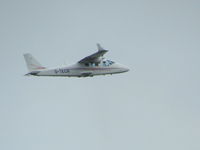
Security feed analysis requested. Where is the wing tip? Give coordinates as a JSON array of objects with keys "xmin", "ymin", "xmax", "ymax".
[{"xmin": 96, "ymin": 43, "xmax": 108, "ymax": 52}]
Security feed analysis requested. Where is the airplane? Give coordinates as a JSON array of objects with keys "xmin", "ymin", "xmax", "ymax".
[{"xmin": 23, "ymin": 44, "xmax": 129, "ymax": 77}]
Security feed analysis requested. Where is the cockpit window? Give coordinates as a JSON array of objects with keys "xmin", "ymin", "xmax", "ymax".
[
  {"xmin": 84, "ymin": 60, "xmax": 114, "ymax": 67},
  {"xmin": 102, "ymin": 60, "xmax": 115, "ymax": 66}
]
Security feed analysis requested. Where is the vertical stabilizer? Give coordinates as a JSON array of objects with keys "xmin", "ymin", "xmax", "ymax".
[{"xmin": 23, "ymin": 53, "xmax": 46, "ymax": 72}]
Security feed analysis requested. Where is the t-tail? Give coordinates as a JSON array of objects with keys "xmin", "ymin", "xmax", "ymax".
[{"xmin": 23, "ymin": 53, "xmax": 46, "ymax": 73}]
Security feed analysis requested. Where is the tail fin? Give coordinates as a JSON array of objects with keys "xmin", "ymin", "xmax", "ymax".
[{"xmin": 23, "ymin": 53, "xmax": 46, "ymax": 72}]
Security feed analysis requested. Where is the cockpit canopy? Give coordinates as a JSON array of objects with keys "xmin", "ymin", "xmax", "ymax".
[
  {"xmin": 102, "ymin": 60, "xmax": 115, "ymax": 66},
  {"xmin": 84, "ymin": 60, "xmax": 115, "ymax": 67}
]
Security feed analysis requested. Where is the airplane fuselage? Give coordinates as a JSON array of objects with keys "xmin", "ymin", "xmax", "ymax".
[{"xmin": 27, "ymin": 62, "xmax": 129, "ymax": 77}]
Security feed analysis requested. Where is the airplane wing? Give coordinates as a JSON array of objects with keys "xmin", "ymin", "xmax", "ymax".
[{"xmin": 78, "ymin": 44, "xmax": 108, "ymax": 64}]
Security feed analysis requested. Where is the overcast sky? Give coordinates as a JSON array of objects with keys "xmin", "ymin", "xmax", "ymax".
[{"xmin": 0, "ymin": 0, "xmax": 200, "ymax": 150}]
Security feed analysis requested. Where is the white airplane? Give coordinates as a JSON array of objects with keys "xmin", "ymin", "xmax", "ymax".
[{"xmin": 24, "ymin": 44, "xmax": 129, "ymax": 77}]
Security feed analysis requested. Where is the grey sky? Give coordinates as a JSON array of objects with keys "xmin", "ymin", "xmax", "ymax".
[{"xmin": 0, "ymin": 0, "xmax": 200, "ymax": 150}]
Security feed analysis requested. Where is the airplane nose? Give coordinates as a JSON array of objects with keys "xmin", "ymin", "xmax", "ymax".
[
  {"xmin": 124, "ymin": 67, "xmax": 129, "ymax": 72},
  {"xmin": 115, "ymin": 63, "xmax": 130, "ymax": 73},
  {"xmin": 121, "ymin": 65, "xmax": 129, "ymax": 72}
]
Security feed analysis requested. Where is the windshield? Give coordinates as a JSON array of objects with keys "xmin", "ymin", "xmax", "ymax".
[{"xmin": 102, "ymin": 60, "xmax": 115, "ymax": 66}]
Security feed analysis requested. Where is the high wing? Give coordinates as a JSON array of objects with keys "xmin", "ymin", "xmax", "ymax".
[{"xmin": 78, "ymin": 44, "xmax": 108, "ymax": 64}]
